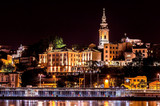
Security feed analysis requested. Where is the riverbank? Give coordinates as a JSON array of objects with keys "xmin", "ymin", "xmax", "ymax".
[{"xmin": 0, "ymin": 96, "xmax": 160, "ymax": 101}]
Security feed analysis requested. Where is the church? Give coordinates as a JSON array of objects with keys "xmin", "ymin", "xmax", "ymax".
[{"xmin": 98, "ymin": 8, "xmax": 148, "ymax": 66}]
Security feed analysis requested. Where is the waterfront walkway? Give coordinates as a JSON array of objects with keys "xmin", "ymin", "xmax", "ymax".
[{"xmin": 0, "ymin": 87, "xmax": 160, "ymax": 100}]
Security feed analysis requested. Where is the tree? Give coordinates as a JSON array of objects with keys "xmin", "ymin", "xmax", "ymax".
[
  {"xmin": 85, "ymin": 60, "xmax": 100, "ymax": 87},
  {"xmin": 53, "ymin": 36, "xmax": 66, "ymax": 49},
  {"xmin": 1, "ymin": 62, "xmax": 15, "ymax": 72}
]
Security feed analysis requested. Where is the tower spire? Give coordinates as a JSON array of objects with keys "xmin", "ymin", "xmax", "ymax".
[
  {"xmin": 100, "ymin": 8, "xmax": 108, "ymax": 29},
  {"xmin": 102, "ymin": 8, "xmax": 106, "ymax": 23},
  {"xmin": 98, "ymin": 8, "xmax": 109, "ymax": 49}
]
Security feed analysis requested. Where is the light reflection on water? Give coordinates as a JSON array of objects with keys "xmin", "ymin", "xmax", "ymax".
[{"xmin": 0, "ymin": 100, "xmax": 159, "ymax": 106}]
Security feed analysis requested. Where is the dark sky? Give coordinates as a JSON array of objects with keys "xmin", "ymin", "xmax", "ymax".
[{"xmin": 0, "ymin": 1, "xmax": 160, "ymax": 49}]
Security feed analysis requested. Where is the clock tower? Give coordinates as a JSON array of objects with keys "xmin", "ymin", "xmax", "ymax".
[{"xmin": 98, "ymin": 8, "xmax": 109, "ymax": 49}]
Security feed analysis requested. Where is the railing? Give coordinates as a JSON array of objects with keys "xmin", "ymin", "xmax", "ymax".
[{"xmin": 0, "ymin": 88, "xmax": 123, "ymax": 97}]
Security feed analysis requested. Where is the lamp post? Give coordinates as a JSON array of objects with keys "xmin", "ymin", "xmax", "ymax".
[
  {"xmin": 157, "ymin": 73, "xmax": 160, "ymax": 89},
  {"xmin": 107, "ymin": 75, "xmax": 110, "ymax": 87},
  {"xmin": 158, "ymin": 73, "xmax": 160, "ymax": 81},
  {"xmin": 39, "ymin": 74, "xmax": 43, "ymax": 88}
]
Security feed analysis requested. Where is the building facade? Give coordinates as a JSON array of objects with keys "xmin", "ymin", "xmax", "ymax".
[
  {"xmin": 123, "ymin": 76, "xmax": 147, "ymax": 89},
  {"xmin": 103, "ymin": 42, "xmax": 132, "ymax": 63},
  {"xmin": 0, "ymin": 72, "xmax": 20, "ymax": 87},
  {"xmin": 39, "ymin": 46, "xmax": 101, "ymax": 73}
]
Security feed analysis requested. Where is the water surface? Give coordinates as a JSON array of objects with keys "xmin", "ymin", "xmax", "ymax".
[{"xmin": 0, "ymin": 100, "xmax": 159, "ymax": 106}]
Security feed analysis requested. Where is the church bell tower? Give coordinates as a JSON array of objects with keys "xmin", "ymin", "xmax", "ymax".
[{"xmin": 98, "ymin": 8, "xmax": 109, "ymax": 49}]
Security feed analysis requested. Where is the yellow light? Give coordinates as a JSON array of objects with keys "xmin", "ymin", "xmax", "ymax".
[
  {"xmin": 107, "ymin": 75, "xmax": 110, "ymax": 79},
  {"xmin": 53, "ymin": 75, "xmax": 56, "ymax": 78},
  {"xmin": 105, "ymin": 79, "xmax": 108, "ymax": 83}
]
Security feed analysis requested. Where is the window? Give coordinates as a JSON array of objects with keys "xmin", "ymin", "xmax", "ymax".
[
  {"xmin": 113, "ymin": 51, "xmax": 115, "ymax": 54},
  {"xmin": 116, "ymin": 47, "xmax": 118, "ymax": 49},
  {"xmin": 110, "ymin": 51, "xmax": 112, "ymax": 54},
  {"xmin": 48, "ymin": 54, "xmax": 51, "ymax": 57},
  {"xmin": 56, "ymin": 54, "xmax": 59, "ymax": 56},
  {"xmin": 113, "ymin": 47, "xmax": 114, "ymax": 49},
  {"xmin": 116, "ymin": 51, "xmax": 118, "ymax": 54},
  {"xmin": 64, "ymin": 53, "xmax": 66, "ymax": 56},
  {"xmin": 143, "ymin": 50, "xmax": 145, "ymax": 53},
  {"xmin": 106, "ymin": 55, "xmax": 108, "ymax": 58},
  {"xmin": 60, "ymin": 54, "xmax": 62, "ymax": 56},
  {"xmin": 52, "ymin": 59, "xmax": 55, "ymax": 61},
  {"xmin": 104, "ymin": 35, "xmax": 106, "ymax": 39},
  {"xmin": 12, "ymin": 76, "xmax": 14, "ymax": 81},
  {"xmin": 110, "ymin": 47, "xmax": 112, "ymax": 49},
  {"xmin": 1, "ymin": 77, "xmax": 3, "ymax": 81},
  {"xmin": 52, "ymin": 54, "xmax": 55, "ymax": 56},
  {"xmin": 60, "ymin": 59, "xmax": 62, "ymax": 61},
  {"xmin": 106, "ymin": 50, "xmax": 108, "ymax": 53},
  {"xmin": 56, "ymin": 58, "xmax": 59, "ymax": 61},
  {"xmin": 106, "ymin": 46, "xmax": 108, "ymax": 48},
  {"xmin": 143, "ymin": 54, "xmax": 145, "ymax": 56},
  {"xmin": 134, "ymin": 79, "xmax": 136, "ymax": 81}
]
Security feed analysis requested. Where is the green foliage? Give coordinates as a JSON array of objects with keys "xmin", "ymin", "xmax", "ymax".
[
  {"xmin": 23, "ymin": 36, "xmax": 66, "ymax": 60},
  {"xmin": 53, "ymin": 36, "xmax": 66, "ymax": 49},
  {"xmin": 1, "ymin": 63, "xmax": 15, "ymax": 72}
]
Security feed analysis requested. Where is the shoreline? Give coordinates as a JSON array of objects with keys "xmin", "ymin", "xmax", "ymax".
[{"xmin": 0, "ymin": 97, "xmax": 160, "ymax": 101}]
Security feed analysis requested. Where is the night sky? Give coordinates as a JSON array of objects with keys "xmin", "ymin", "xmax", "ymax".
[{"xmin": 0, "ymin": 1, "xmax": 160, "ymax": 49}]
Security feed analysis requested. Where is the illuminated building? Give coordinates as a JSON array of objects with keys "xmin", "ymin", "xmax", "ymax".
[
  {"xmin": 0, "ymin": 54, "xmax": 20, "ymax": 87},
  {"xmin": 121, "ymin": 34, "xmax": 143, "ymax": 46},
  {"xmin": 98, "ymin": 8, "xmax": 109, "ymax": 49},
  {"xmin": 103, "ymin": 42, "xmax": 132, "ymax": 63},
  {"xmin": 122, "ymin": 76, "xmax": 147, "ymax": 89},
  {"xmin": 0, "ymin": 72, "xmax": 20, "ymax": 87},
  {"xmin": 12, "ymin": 44, "xmax": 28, "ymax": 64},
  {"xmin": 149, "ymin": 80, "xmax": 160, "ymax": 90},
  {"xmin": 132, "ymin": 45, "xmax": 148, "ymax": 58},
  {"xmin": 12, "ymin": 44, "xmax": 27, "ymax": 59},
  {"xmin": 39, "ymin": 45, "xmax": 101, "ymax": 73}
]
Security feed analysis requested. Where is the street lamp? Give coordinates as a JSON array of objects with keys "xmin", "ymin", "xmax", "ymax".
[
  {"xmin": 104, "ymin": 79, "xmax": 109, "ymax": 88},
  {"xmin": 107, "ymin": 75, "xmax": 110, "ymax": 87},
  {"xmin": 39, "ymin": 74, "xmax": 43, "ymax": 88},
  {"xmin": 158, "ymin": 73, "xmax": 160, "ymax": 82}
]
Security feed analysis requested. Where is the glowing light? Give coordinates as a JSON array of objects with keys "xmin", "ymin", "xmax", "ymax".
[{"xmin": 105, "ymin": 79, "xmax": 108, "ymax": 83}]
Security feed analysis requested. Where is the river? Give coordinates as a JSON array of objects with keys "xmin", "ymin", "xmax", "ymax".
[{"xmin": 0, "ymin": 100, "xmax": 159, "ymax": 106}]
